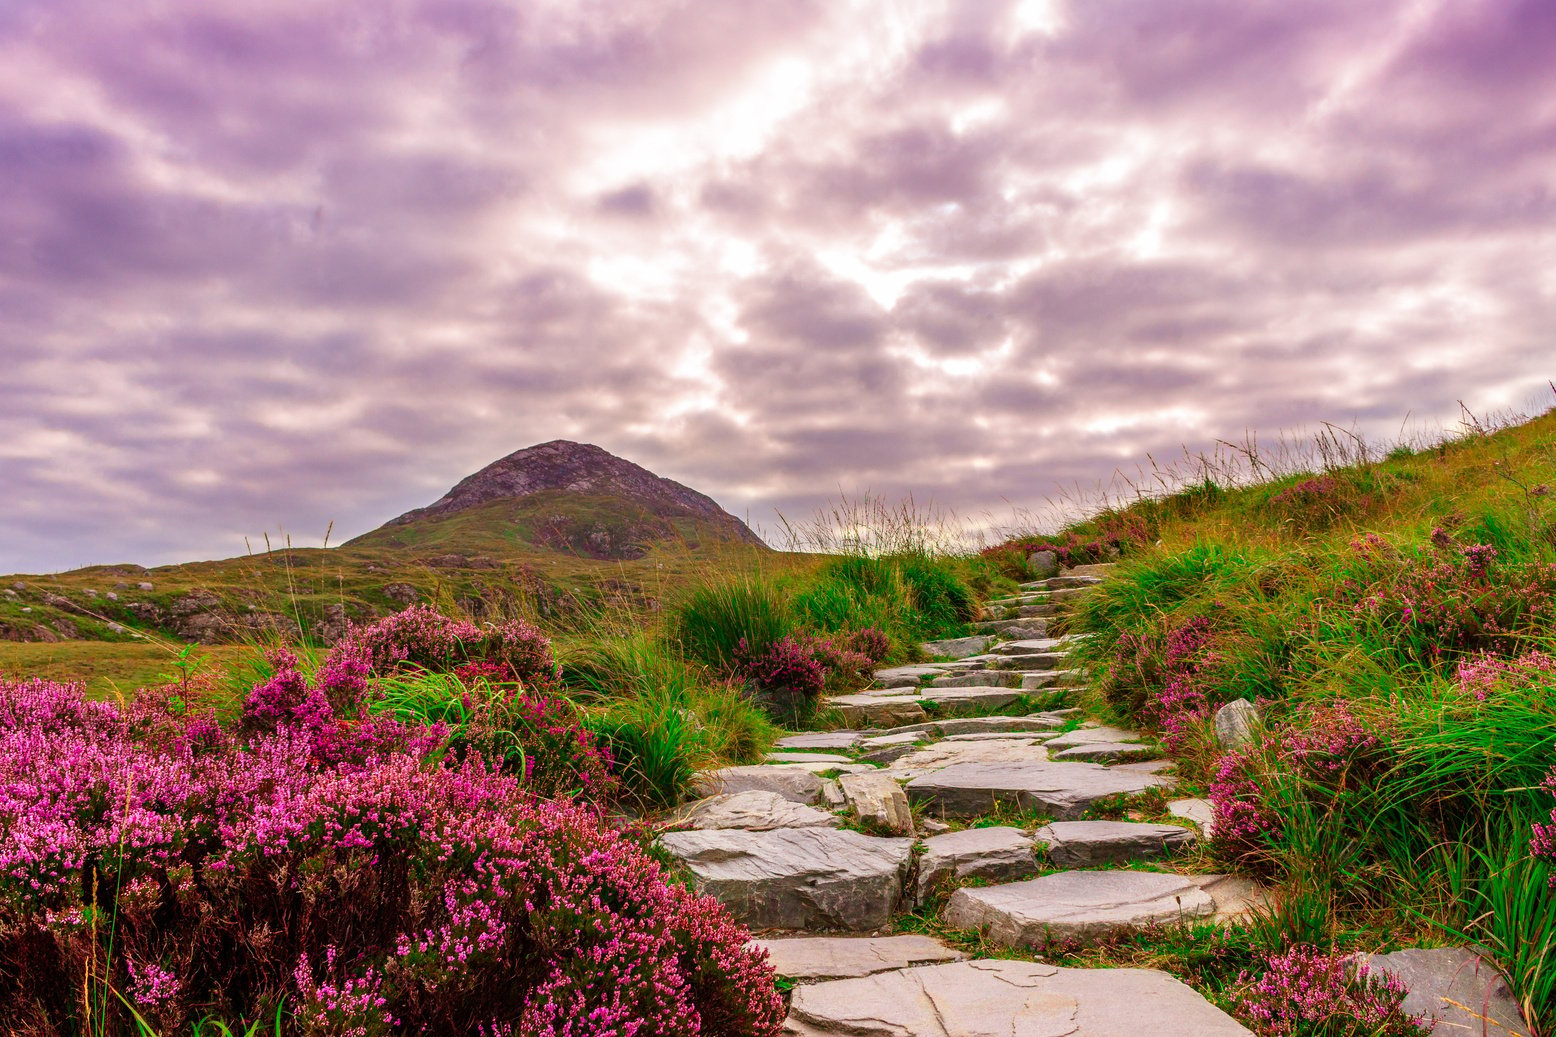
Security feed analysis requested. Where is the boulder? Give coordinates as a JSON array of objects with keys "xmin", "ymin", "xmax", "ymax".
[
  {"xmin": 1033, "ymin": 821, "xmax": 1196, "ymax": 866},
  {"xmin": 838, "ymin": 772, "xmax": 914, "ymax": 835},
  {"xmin": 755, "ymin": 935, "xmax": 964, "ymax": 982},
  {"xmin": 943, "ymin": 871, "xmax": 1217, "ymax": 950},
  {"xmin": 915, "ymin": 826, "xmax": 1037, "ymax": 901},
  {"xmin": 690, "ymin": 765, "xmax": 827, "ymax": 804},
  {"xmin": 1362, "ymin": 947, "xmax": 1528, "ymax": 1035},
  {"xmin": 782, "ymin": 959, "xmax": 1254, "ymax": 1036},
  {"xmin": 658, "ymin": 828, "xmax": 912, "ymax": 931},
  {"xmin": 674, "ymin": 791, "xmax": 842, "ymax": 831},
  {"xmin": 907, "ymin": 762, "xmax": 1169, "ymax": 819},
  {"xmin": 1026, "ymin": 550, "xmax": 1060, "ymax": 578},
  {"xmin": 1214, "ymin": 699, "xmax": 1259, "ymax": 748}
]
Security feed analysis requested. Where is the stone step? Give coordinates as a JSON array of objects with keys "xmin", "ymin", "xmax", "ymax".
[
  {"xmin": 1045, "ymin": 575, "xmax": 1105, "ymax": 590},
  {"xmin": 1051, "ymin": 741, "xmax": 1156, "ymax": 763},
  {"xmin": 926, "ymin": 670, "xmax": 1023, "ymax": 689},
  {"xmin": 918, "ymin": 635, "xmax": 992, "ymax": 660},
  {"xmin": 766, "ymin": 752, "xmax": 856, "ymax": 765},
  {"xmin": 1033, "ymin": 820, "xmax": 1196, "ymax": 866},
  {"xmin": 1046, "ymin": 586, "xmax": 1094, "ymax": 604},
  {"xmin": 658, "ymin": 827, "xmax": 912, "ymax": 931},
  {"xmin": 781, "ymin": 959, "xmax": 1253, "ymax": 1036},
  {"xmin": 943, "ymin": 871, "xmax": 1241, "ymax": 951},
  {"xmin": 755, "ymin": 935, "xmax": 966, "ymax": 983},
  {"xmin": 871, "ymin": 663, "xmax": 948, "ymax": 685},
  {"xmin": 1021, "ymin": 669, "xmax": 1083, "ymax": 690},
  {"xmin": 1013, "ymin": 603, "xmax": 1058, "ymax": 619},
  {"xmin": 691, "ymin": 765, "xmax": 829, "ymax": 804},
  {"xmin": 1065, "ymin": 563, "xmax": 1118, "ymax": 578},
  {"xmin": 776, "ymin": 731, "xmax": 863, "ymax": 751},
  {"xmin": 915, "ymin": 686, "xmax": 1025, "ymax": 715},
  {"xmin": 983, "ymin": 593, "xmax": 1047, "ymax": 607},
  {"xmin": 986, "ymin": 652, "xmax": 1065, "ymax": 672},
  {"xmin": 674, "ymin": 791, "xmax": 842, "ymax": 831},
  {"xmin": 970, "ymin": 618, "xmax": 1048, "ymax": 637},
  {"xmin": 915, "ymin": 826, "xmax": 1037, "ymax": 902},
  {"xmin": 905, "ymin": 760, "xmax": 1171, "ymax": 819},
  {"xmin": 990, "ymin": 637, "xmax": 1065, "ymax": 655},
  {"xmin": 829, "ymin": 695, "xmax": 930, "ymax": 728}
]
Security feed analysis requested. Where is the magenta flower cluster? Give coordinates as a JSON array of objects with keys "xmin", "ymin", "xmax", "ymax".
[
  {"xmin": 1232, "ymin": 945, "xmax": 1431, "ymax": 1036},
  {"xmin": 0, "ymin": 675, "xmax": 782, "ymax": 1036},
  {"xmin": 331, "ymin": 604, "xmax": 560, "ymax": 688},
  {"xmin": 1534, "ymin": 769, "xmax": 1556, "ymax": 888},
  {"xmin": 1344, "ymin": 534, "xmax": 1556, "ymax": 659},
  {"xmin": 1109, "ymin": 615, "xmax": 1225, "ymax": 751},
  {"xmin": 735, "ymin": 635, "xmax": 827, "ymax": 700},
  {"xmin": 1456, "ymin": 650, "xmax": 1556, "ymax": 701}
]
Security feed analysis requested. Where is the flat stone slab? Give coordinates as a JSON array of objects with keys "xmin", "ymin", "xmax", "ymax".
[
  {"xmin": 890, "ymin": 739, "xmax": 1052, "ymax": 775},
  {"xmin": 776, "ymin": 732, "xmax": 862, "ymax": 751},
  {"xmin": 917, "ymin": 686, "xmax": 1024, "ymax": 714},
  {"xmin": 916, "ymin": 826, "xmax": 1038, "ymax": 901},
  {"xmin": 691, "ymin": 765, "xmax": 827, "ymax": 804},
  {"xmin": 920, "ymin": 635, "xmax": 992, "ymax": 659},
  {"xmin": 1053, "ymin": 741, "xmax": 1157, "ymax": 763},
  {"xmin": 872, "ymin": 664, "xmax": 947, "ymax": 683},
  {"xmin": 992, "ymin": 638, "xmax": 1066, "ymax": 655},
  {"xmin": 766, "ymin": 752, "xmax": 856, "ymax": 765},
  {"xmin": 859, "ymin": 730, "xmax": 931, "ymax": 749},
  {"xmin": 907, "ymin": 761, "xmax": 1170, "ymax": 819},
  {"xmin": 755, "ymin": 935, "xmax": 965, "ymax": 982},
  {"xmin": 944, "ymin": 871, "xmax": 1217, "ymax": 949},
  {"xmin": 1033, "ymin": 821, "xmax": 1196, "ymax": 866},
  {"xmin": 658, "ymin": 828, "xmax": 913, "ymax": 932},
  {"xmin": 782, "ymin": 959, "xmax": 1254, "ymax": 1036},
  {"xmin": 1024, "ymin": 670, "xmax": 1083, "ymax": 690},
  {"xmin": 1043, "ymin": 726, "xmax": 1143, "ymax": 749},
  {"xmin": 972, "ymin": 619, "xmax": 1049, "ymax": 637},
  {"xmin": 1363, "ymin": 947, "xmax": 1528, "ymax": 1034},
  {"xmin": 928, "ymin": 670, "xmax": 1023, "ymax": 688},
  {"xmin": 938, "ymin": 715, "xmax": 1063, "ymax": 735},
  {"xmin": 829, "ymin": 695, "xmax": 930, "ymax": 728},
  {"xmin": 1045, "ymin": 575, "xmax": 1104, "ymax": 590},
  {"xmin": 675, "ymin": 791, "xmax": 842, "ymax": 831}
]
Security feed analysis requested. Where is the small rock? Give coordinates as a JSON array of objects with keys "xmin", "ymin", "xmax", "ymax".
[
  {"xmin": 1215, "ymin": 698, "xmax": 1259, "ymax": 748},
  {"xmin": 754, "ymin": 935, "xmax": 965, "ymax": 982},
  {"xmin": 915, "ymin": 826, "xmax": 1037, "ymax": 901},
  {"xmin": 1169, "ymin": 798, "xmax": 1216, "ymax": 838},
  {"xmin": 920, "ymin": 818, "xmax": 951, "ymax": 835},
  {"xmin": 838, "ymin": 772, "xmax": 914, "ymax": 835},
  {"xmin": 674, "ymin": 791, "xmax": 841, "ymax": 831},
  {"xmin": 105, "ymin": 591, "xmax": 118, "ymax": 601},
  {"xmin": 137, "ymin": 582, "xmax": 153, "ymax": 591}
]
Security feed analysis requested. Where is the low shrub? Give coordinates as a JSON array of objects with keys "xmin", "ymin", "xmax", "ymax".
[
  {"xmin": 670, "ymin": 577, "xmax": 793, "ymax": 673},
  {"xmin": 0, "ymin": 677, "xmax": 782, "ymax": 1036},
  {"xmin": 331, "ymin": 605, "xmax": 559, "ymax": 689},
  {"xmin": 1230, "ymin": 945, "xmax": 1430, "ymax": 1036}
]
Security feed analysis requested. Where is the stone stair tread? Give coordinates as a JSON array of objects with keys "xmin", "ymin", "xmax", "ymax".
[
  {"xmin": 919, "ymin": 635, "xmax": 992, "ymax": 659},
  {"xmin": 692, "ymin": 765, "xmax": 828, "ymax": 804},
  {"xmin": 1033, "ymin": 820, "xmax": 1196, "ymax": 866},
  {"xmin": 1043, "ymin": 726, "xmax": 1143, "ymax": 749},
  {"xmin": 754, "ymin": 935, "xmax": 966, "ymax": 982},
  {"xmin": 777, "ymin": 732, "xmax": 863, "ymax": 751},
  {"xmin": 943, "ymin": 870, "xmax": 1219, "ymax": 949},
  {"xmin": 659, "ymin": 827, "xmax": 912, "ymax": 932},
  {"xmin": 905, "ymin": 761, "xmax": 1171, "ymax": 818},
  {"xmin": 781, "ymin": 959, "xmax": 1253, "ymax": 1036},
  {"xmin": 766, "ymin": 752, "xmax": 856, "ymax": 765},
  {"xmin": 916, "ymin": 826, "xmax": 1037, "ymax": 901},
  {"xmin": 1052, "ymin": 742, "xmax": 1156, "ymax": 763},
  {"xmin": 674, "ymin": 790, "xmax": 843, "ymax": 832}
]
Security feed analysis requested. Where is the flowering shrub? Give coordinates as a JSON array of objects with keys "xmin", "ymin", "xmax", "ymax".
[
  {"xmin": 734, "ymin": 634, "xmax": 827, "ymax": 725},
  {"xmin": 1231, "ymin": 945, "xmax": 1431, "ymax": 1036},
  {"xmin": 0, "ymin": 678, "xmax": 781, "ymax": 1036},
  {"xmin": 1209, "ymin": 745, "xmax": 1284, "ymax": 867},
  {"xmin": 1343, "ymin": 534, "xmax": 1556, "ymax": 660},
  {"xmin": 330, "ymin": 605, "xmax": 559, "ymax": 688},
  {"xmin": 842, "ymin": 626, "xmax": 891, "ymax": 665},
  {"xmin": 1534, "ymin": 768, "xmax": 1556, "ymax": 888},
  {"xmin": 1105, "ymin": 615, "xmax": 1228, "ymax": 751},
  {"xmin": 1456, "ymin": 650, "xmax": 1556, "ymax": 701},
  {"xmin": 1265, "ymin": 475, "xmax": 1369, "ymax": 532}
]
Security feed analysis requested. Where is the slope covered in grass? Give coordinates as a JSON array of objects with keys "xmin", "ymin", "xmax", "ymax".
[{"xmin": 988, "ymin": 407, "xmax": 1556, "ymax": 1032}]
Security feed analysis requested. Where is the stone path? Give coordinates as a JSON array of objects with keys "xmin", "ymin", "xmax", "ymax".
[{"xmin": 660, "ymin": 565, "xmax": 1257, "ymax": 1033}]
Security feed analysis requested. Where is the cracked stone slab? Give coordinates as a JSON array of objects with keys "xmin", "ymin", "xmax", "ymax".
[
  {"xmin": 782, "ymin": 959, "xmax": 1253, "ymax": 1036},
  {"xmin": 1052, "ymin": 742, "xmax": 1157, "ymax": 764},
  {"xmin": 658, "ymin": 827, "xmax": 913, "ymax": 931},
  {"xmin": 1168, "ymin": 798, "xmax": 1215, "ymax": 838},
  {"xmin": 674, "ymin": 791, "xmax": 843, "ymax": 831},
  {"xmin": 1023, "ymin": 670, "xmax": 1083, "ymax": 690},
  {"xmin": 938, "ymin": 716, "xmax": 1064, "ymax": 735},
  {"xmin": 1363, "ymin": 947, "xmax": 1529, "ymax": 1035},
  {"xmin": 890, "ymin": 739, "xmax": 1052, "ymax": 776},
  {"xmin": 1043, "ymin": 727, "xmax": 1143, "ymax": 750},
  {"xmin": 973, "ymin": 619, "xmax": 1050, "ymax": 638},
  {"xmin": 691, "ymin": 765, "xmax": 828, "ymax": 804},
  {"xmin": 916, "ymin": 826, "xmax": 1038, "ymax": 901},
  {"xmin": 777, "ymin": 732, "xmax": 863, "ymax": 751},
  {"xmin": 1045, "ymin": 575, "xmax": 1105, "ymax": 590},
  {"xmin": 943, "ymin": 871, "xmax": 1217, "ymax": 949},
  {"xmin": 1033, "ymin": 821, "xmax": 1196, "ymax": 867},
  {"xmin": 755, "ymin": 935, "xmax": 965, "ymax": 982},
  {"xmin": 873, "ymin": 664, "xmax": 948, "ymax": 683},
  {"xmin": 993, "ymin": 638, "xmax": 1066, "ymax": 655},
  {"xmin": 906, "ymin": 761, "xmax": 1170, "ymax": 819}
]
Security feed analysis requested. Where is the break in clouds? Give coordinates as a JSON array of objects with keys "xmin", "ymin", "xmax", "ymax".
[{"xmin": 2, "ymin": 0, "xmax": 1553, "ymax": 572}]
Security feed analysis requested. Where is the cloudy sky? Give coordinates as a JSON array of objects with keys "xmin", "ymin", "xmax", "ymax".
[{"xmin": 3, "ymin": 0, "xmax": 1553, "ymax": 572}]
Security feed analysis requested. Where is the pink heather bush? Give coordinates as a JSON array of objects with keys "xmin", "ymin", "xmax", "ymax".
[
  {"xmin": 1534, "ymin": 768, "xmax": 1556, "ymax": 888},
  {"xmin": 1456, "ymin": 650, "xmax": 1556, "ymax": 701},
  {"xmin": 1107, "ymin": 615, "xmax": 1229, "ymax": 751},
  {"xmin": 1209, "ymin": 746, "xmax": 1284, "ymax": 868},
  {"xmin": 843, "ymin": 626, "xmax": 892, "ymax": 665},
  {"xmin": 0, "ymin": 678, "xmax": 781, "ymax": 1037},
  {"xmin": 330, "ymin": 605, "xmax": 560, "ymax": 689},
  {"xmin": 1232, "ymin": 945, "xmax": 1431, "ymax": 1036},
  {"xmin": 1344, "ymin": 534, "xmax": 1556, "ymax": 660}
]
